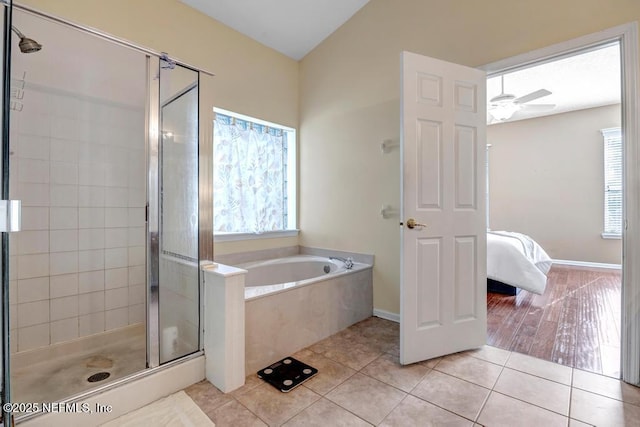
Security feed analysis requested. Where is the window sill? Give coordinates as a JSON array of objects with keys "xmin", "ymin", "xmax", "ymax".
[
  {"xmin": 601, "ymin": 232, "xmax": 622, "ymax": 240},
  {"xmin": 214, "ymin": 229, "xmax": 299, "ymax": 242}
]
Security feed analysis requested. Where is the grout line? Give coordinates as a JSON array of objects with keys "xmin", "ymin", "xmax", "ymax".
[
  {"xmin": 489, "ymin": 389, "xmax": 570, "ymax": 419},
  {"xmin": 568, "ymin": 366, "xmax": 574, "ymax": 422},
  {"xmin": 474, "ymin": 354, "xmax": 508, "ymax": 422}
]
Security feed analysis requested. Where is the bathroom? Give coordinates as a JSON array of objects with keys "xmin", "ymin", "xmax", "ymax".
[
  {"xmin": 2, "ymin": 0, "xmax": 640, "ymax": 426},
  {"xmin": 0, "ymin": 1, "xmax": 377, "ymax": 425}
]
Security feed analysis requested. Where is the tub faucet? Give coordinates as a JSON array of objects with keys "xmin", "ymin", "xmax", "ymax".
[{"xmin": 330, "ymin": 256, "xmax": 354, "ymax": 270}]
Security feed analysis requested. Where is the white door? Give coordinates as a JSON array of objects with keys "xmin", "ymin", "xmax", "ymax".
[{"xmin": 400, "ymin": 51, "xmax": 487, "ymax": 365}]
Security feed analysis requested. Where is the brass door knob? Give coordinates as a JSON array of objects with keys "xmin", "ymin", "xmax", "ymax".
[{"xmin": 406, "ymin": 218, "xmax": 427, "ymax": 229}]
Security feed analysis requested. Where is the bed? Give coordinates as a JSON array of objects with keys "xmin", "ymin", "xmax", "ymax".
[{"xmin": 487, "ymin": 231, "xmax": 553, "ymax": 295}]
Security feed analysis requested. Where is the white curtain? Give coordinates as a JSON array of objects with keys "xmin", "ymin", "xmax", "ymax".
[{"xmin": 213, "ymin": 114, "xmax": 286, "ymax": 233}]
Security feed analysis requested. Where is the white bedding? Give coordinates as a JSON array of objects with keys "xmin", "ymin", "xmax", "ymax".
[{"xmin": 487, "ymin": 231, "xmax": 553, "ymax": 295}]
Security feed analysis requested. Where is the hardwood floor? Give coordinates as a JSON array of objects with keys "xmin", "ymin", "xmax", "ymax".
[{"xmin": 487, "ymin": 265, "xmax": 621, "ymax": 378}]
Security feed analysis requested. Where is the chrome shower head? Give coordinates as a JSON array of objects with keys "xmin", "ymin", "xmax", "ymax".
[{"xmin": 11, "ymin": 26, "xmax": 42, "ymax": 53}]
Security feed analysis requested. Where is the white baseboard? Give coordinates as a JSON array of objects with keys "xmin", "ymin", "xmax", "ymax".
[
  {"xmin": 373, "ymin": 308, "xmax": 399, "ymax": 323},
  {"xmin": 553, "ymin": 259, "xmax": 622, "ymax": 270}
]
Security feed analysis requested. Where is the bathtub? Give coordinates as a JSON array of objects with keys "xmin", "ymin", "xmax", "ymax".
[
  {"xmin": 238, "ymin": 255, "xmax": 373, "ymax": 373},
  {"xmin": 242, "ymin": 255, "xmax": 359, "ymax": 300}
]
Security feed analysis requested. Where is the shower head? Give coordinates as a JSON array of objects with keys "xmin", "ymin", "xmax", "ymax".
[{"xmin": 11, "ymin": 26, "xmax": 42, "ymax": 53}]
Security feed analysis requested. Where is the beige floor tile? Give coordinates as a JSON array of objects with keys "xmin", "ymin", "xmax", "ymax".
[
  {"xmin": 292, "ymin": 349, "xmax": 356, "ymax": 395},
  {"xmin": 349, "ymin": 317, "xmax": 399, "ymax": 341},
  {"xmin": 477, "ymin": 392, "xmax": 568, "ymax": 427},
  {"xmin": 325, "ymin": 373, "xmax": 406, "ymax": 425},
  {"xmin": 349, "ymin": 318, "xmax": 400, "ymax": 355},
  {"xmin": 570, "ymin": 388, "xmax": 640, "ymax": 427},
  {"xmin": 360, "ymin": 353, "xmax": 431, "ymax": 392},
  {"xmin": 569, "ymin": 419, "xmax": 593, "ymax": 427},
  {"xmin": 422, "ymin": 356, "xmax": 442, "ymax": 369},
  {"xmin": 494, "ymin": 368, "xmax": 570, "ymax": 415},
  {"xmin": 410, "ymin": 370, "xmax": 490, "ymax": 421},
  {"xmin": 283, "ymin": 398, "xmax": 371, "ymax": 426},
  {"xmin": 208, "ymin": 400, "xmax": 267, "ymax": 427},
  {"xmin": 184, "ymin": 380, "xmax": 235, "ymax": 417},
  {"xmin": 464, "ymin": 345, "xmax": 511, "ymax": 366},
  {"xmin": 573, "ymin": 368, "xmax": 640, "ymax": 406},
  {"xmin": 309, "ymin": 334, "xmax": 382, "ymax": 371},
  {"xmin": 600, "ymin": 344, "xmax": 621, "ymax": 379},
  {"xmin": 380, "ymin": 395, "xmax": 472, "ymax": 426},
  {"xmin": 235, "ymin": 382, "xmax": 320, "ymax": 426},
  {"xmin": 505, "ymin": 351, "xmax": 572, "ymax": 385},
  {"xmin": 434, "ymin": 353, "xmax": 503, "ymax": 388},
  {"xmin": 231, "ymin": 374, "xmax": 264, "ymax": 397}
]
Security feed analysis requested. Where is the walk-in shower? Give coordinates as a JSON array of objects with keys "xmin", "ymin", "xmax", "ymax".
[{"xmin": 0, "ymin": 3, "xmax": 212, "ymax": 425}]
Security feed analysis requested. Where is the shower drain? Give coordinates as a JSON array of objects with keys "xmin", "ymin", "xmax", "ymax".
[{"xmin": 87, "ymin": 372, "xmax": 111, "ymax": 383}]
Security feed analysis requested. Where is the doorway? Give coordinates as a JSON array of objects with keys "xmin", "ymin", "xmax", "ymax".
[{"xmin": 482, "ymin": 23, "xmax": 639, "ymax": 384}]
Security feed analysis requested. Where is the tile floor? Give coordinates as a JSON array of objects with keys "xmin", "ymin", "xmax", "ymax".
[{"xmin": 185, "ymin": 317, "xmax": 640, "ymax": 426}]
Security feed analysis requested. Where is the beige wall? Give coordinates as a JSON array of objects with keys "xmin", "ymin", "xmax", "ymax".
[
  {"xmin": 488, "ymin": 105, "xmax": 622, "ymax": 264},
  {"xmin": 299, "ymin": 0, "xmax": 640, "ymax": 314},
  {"xmin": 21, "ymin": 0, "xmax": 300, "ymax": 256}
]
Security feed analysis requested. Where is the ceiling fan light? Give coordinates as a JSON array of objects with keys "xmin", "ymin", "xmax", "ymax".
[{"xmin": 489, "ymin": 103, "xmax": 519, "ymax": 121}]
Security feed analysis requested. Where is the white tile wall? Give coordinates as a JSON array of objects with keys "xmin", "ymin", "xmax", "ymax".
[
  {"xmin": 105, "ymin": 307, "xmax": 129, "ymax": 330},
  {"xmin": 50, "ymin": 318, "xmax": 78, "ymax": 344},
  {"xmin": 50, "ymin": 274, "xmax": 78, "ymax": 298},
  {"xmin": 105, "ymin": 268, "xmax": 128, "ymax": 290},
  {"xmin": 17, "ymin": 230, "xmax": 49, "ymax": 255},
  {"xmin": 50, "ymin": 295, "xmax": 79, "ymax": 321},
  {"xmin": 12, "ymin": 85, "xmax": 146, "ymax": 352},
  {"xmin": 50, "ymin": 207, "xmax": 78, "ymax": 229},
  {"xmin": 17, "ymin": 277, "xmax": 49, "ymax": 304},
  {"xmin": 78, "ymin": 291, "xmax": 105, "ymax": 316},
  {"xmin": 50, "ymin": 230, "xmax": 78, "ymax": 252},
  {"xmin": 78, "ymin": 271, "xmax": 104, "ymax": 294},
  {"xmin": 78, "ymin": 249, "xmax": 104, "ymax": 272},
  {"xmin": 79, "ymin": 312, "xmax": 105, "ymax": 337},
  {"xmin": 21, "ymin": 207, "xmax": 49, "ymax": 230}
]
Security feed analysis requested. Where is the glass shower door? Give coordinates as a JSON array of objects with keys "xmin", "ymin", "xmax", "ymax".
[
  {"xmin": 6, "ymin": 7, "xmax": 148, "ymax": 407},
  {"xmin": 157, "ymin": 61, "xmax": 200, "ymax": 364}
]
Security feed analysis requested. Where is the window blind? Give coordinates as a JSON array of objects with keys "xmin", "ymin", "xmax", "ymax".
[{"xmin": 602, "ymin": 127, "xmax": 622, "ymax": 236}]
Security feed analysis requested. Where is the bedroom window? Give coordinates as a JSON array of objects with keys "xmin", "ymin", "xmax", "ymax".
[
  {"xmin": 602, "ymin": 127, "xmax": 622, "ymax": 238},
  {"xmin": 213, "ymin": 108, "xmax": 297, "ymax": 240}
]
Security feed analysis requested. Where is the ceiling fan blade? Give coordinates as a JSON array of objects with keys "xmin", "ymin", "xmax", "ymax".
[
  {"xmin": 520, "ymin": 103, "xmax": 556, "ymax": 112},
  {"xmin": 514, "ymin": 89, "xmax": 552, "ymax": 104}
]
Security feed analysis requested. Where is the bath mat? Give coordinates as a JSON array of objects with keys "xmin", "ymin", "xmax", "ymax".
[
  {"xmin": 257, "ymin": 356, "xmax": 318, "ymax": 392},
  {"xmin": 101, "ymin": 390, "xmax": 214, "ymax": 426}
]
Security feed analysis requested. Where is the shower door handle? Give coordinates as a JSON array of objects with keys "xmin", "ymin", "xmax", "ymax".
[{"xmin": 0, "ymin": 200, "xmax": 21, "ymax": 232}]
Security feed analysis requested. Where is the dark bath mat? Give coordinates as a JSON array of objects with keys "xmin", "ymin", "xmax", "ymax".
[{"xmin": 257, "ymin": 357, "xmax": 318, "ymax": 392}]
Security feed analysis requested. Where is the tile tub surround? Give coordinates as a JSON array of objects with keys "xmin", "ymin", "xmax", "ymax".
[
  {"xmin": 184, "ymin": 317, "xmax": 640, "ymax": 427},
  {"xmin": 245, "ymin": 266, "xmax": 373, "ymax": 374}
]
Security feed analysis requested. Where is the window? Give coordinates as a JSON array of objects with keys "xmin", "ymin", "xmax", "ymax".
[
  {"xmin": 602, "ymin": 127, "xmax": 622, "ymax": 238},
  {"xmin": 213, "ymin": 108, "xmax": 296, "ymax": 239}
]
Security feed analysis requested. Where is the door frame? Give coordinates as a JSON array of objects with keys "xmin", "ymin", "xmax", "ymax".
[{"xmin": 481, "ymin": 22, "xmax": 639, "ymax": 385}]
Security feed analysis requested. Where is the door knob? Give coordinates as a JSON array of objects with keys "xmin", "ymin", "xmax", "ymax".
[{"xmin": 406, "ymin": 218, "xmax": 427, "ymax": 229}]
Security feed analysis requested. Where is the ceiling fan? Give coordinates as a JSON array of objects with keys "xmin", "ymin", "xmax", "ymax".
[{"xmin": 488, "ymin": 75, "xmax": 555, "ymax": 122}]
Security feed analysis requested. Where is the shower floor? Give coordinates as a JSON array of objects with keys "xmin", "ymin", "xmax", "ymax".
[{"xmin": 11, "ymin": 324, "xmax": 146, "ymax": 404}]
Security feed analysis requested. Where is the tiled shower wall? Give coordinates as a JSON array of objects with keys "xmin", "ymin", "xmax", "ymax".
[{"xmin": 9, "ymin": 80, "xmax": 146, "ymax": 353}]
